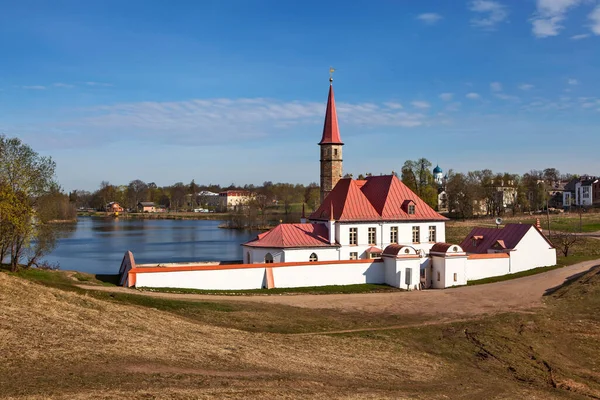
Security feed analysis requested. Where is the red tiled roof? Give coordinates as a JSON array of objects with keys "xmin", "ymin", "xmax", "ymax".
[
  {"xmin": 430, "ymin": 243, "xmax": 461, "ymax": 253},
  {"xmin": 242, "ymin": 223, "xmax": 336, "ymax": 248},
  {"xmin": 365, "ymin": 246, "xmax": 382, "ymax": 253},
  {"xmin": 319, "ymin": 84, "xmax": 343, "ymax": 145},
  {"xmin": 309, "ymin": 175, "xmax": 448, "ymax": 222},
  {"xmin": 460, "ymin": 224, "xmax": 553, "ymax": 254},
  {"xmin": 382, "ymin": 244, "xmax": 416, "ymax": 256}
]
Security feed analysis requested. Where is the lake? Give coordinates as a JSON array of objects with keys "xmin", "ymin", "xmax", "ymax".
[{"xmin": 45, "ymin": 217, "xmax": 259, "ymax": 275}]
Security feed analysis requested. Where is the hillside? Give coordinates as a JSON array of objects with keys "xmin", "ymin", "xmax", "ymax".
[{"xmin": 1, "ymin": 267, "xmax": 599, "ymax": 399}]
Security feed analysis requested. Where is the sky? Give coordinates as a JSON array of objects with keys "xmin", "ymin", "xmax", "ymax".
[{"xmin": 1, "ymin": 0, "xmax": 599, "ymax": 192}]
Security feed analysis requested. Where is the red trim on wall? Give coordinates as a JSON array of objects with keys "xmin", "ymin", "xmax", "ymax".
[
  {"xmin": 467, "ymin": 253, "xmax": 509, "ymax": 260},
  {"xmin": 130, "ymin": 258, "xmax": 382, "ymax": 274}
]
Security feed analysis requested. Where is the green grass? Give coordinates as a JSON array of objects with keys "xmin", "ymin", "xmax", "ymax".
[{"xmin": 139, "ymin": 283, "xmax": 403, "ymax": 296}]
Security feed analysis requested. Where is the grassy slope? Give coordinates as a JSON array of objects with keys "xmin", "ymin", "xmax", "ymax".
[{"xmin": 2, "ymin": 265, "xmax": 600, "ymax": 399}]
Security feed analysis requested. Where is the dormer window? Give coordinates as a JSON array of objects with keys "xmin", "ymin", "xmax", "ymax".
[
  {"xmin": 408, "ymin": 204, "xmax": 415, "ymax": 215},
  {"xmin": 471, "ymin": 235, "xmax": 483, "ymax": 247},
  {"xmin": 403, "ymin": 200, "xmax": 417, "ymax": 215}
]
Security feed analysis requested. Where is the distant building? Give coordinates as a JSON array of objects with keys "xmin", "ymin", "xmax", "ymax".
[
  {"xmin": 137, "ymin": 202, "xmax": 157, "ymax": 213},
  {"xmin": 575, "ymin": 176, "xmax": 599, "ymax": 207},
  {"xmin": 105, "ymin": 202, "xmax": 124, "ymax": 213},
  {"xmin": 219, "ymin": 190, "xmax": 252, "ymax": 211},
  {"xmin": 198, "ymin": 190, "xmax": 220, "ymax": 208}
]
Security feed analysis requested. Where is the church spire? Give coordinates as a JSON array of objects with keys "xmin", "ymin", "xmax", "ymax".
[{"xmin": 319, "ymin": 73, "xmax": 343, "ymax": 145}]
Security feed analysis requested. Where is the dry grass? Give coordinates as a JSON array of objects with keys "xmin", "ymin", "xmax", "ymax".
[{"xmin": 2, "ymin": 266, "xmax": 600, "ymax": 399}]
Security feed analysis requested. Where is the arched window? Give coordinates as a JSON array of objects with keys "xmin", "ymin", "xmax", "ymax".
[
  {"xmin": 309, "ymin": 253, "xmax": 318, "ymax": 262},
  {"xmin": 265, "ymin": 253, "xmax": 273, "ymax": 264},
  {"xmin": 404, "ymin": 248, "xmax": 410, "ymax": 254},
  {"xmin": 246, "ymin": 252, "xmax": 251, "ymax": 264}
]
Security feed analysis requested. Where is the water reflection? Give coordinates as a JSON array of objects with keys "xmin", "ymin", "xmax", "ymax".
[{"xmin": 44, "ymin": 217, "xmax": 259, "ymax": 274}]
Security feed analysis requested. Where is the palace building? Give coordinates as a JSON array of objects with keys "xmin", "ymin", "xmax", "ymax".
[{"xmin": 119, "ymin": 77, "xmax": 556, "ymax": 291}]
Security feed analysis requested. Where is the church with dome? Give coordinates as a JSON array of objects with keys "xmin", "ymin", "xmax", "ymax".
[{"xmin": 119, "ymin": 78, "xmax": 557, "ymax": 292}]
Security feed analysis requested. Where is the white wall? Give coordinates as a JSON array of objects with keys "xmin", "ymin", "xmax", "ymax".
[
  {"xmin": 465, "ymin": 257, "xmax": 509, "ymax": 281},
  {"xmin": 510, "ymin": 227, "xmax": 557, "ymax": 273},
  {"xmin": 271, "ymin": 261, "xmax": 384, "ymax": 288},
  {"xmin": 336, "ymin": 221, "xmax": 446, "ymax": 258},
  {"xmin": 442, "ymin": 257, "xmax": 467, "ymax": 288},
  {"xmin": 283, "ymin": 248, "xmax": 340, "ymax": 263},
  {"xmin": 135, "ymin": 267, "xmax": 267, "ymax": 290},
  {"xmin": 243, "ymin": 247, "xmax": 284, "ymax": 264},
  {"xmin": 383, "ymin": 257, "xmax": 422, "ymax": 289}
]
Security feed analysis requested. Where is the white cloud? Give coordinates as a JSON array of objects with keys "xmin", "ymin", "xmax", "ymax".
[
  {"xmin": 571, "ymin": 33, "xmax": 590, "ymax": 40},
  {"xmin": 439, "ymin": 93, "xmax": 454, "ymax": 101},
  {"xmin": 445, "ymin": 102, "xmax": 462, "ymax": 112},
  {"xmin": 43, "ymin": 98, "xmax": 431, "ymax": 148},
  {"xmin": 53, "ymin": 83, "xmax": 74, "ymax": 88},
  {"xmin": 568, "ymin": 78, "xmax": 579, "ymax": 85},
  {"xmin": 417, "ymin": 13, "xmax": 443, "ymax": 25},
  {"xmin": 469, "ymin": 0, "xmax": 509, "ymax": 30},
  {"xmin": 466, "ymin": 92, "xmax": 481, "ymax": 99},
  {"xmin": 383, "ymin": 102, "xmax": 403, "ymax": 109},
  {"xmin": 490, "ymin": 82, "xmax": 503, "ymax": 92},
  {"xmin": 22, "ymin": 85, "xmax": 46, "ymax": 90},
  {"xmin": 590, "ymin": 5, "xmax": 600, "ymax": 35},
  {"xmin": 494, "ymin": 93, "xmax": 520, "ymax": 101},
  {"xmin": 411, "ymin": 101, "xmax": 431, "ymax": 109},
  {"xmin": 530, "ymin": 0, "xmax": 583, "ymax": 38},
  {"xmin": 518, "ymin": 83, "xmax": 534, "ymax": 90},
  {"xmin": 84, "ymin": 81, "xmax": 113, "ymax": 87}
]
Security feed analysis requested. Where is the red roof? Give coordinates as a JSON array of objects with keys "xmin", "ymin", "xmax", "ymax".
[
  {"xmin": 243, "ymin": 223, "xmax": 336, "ymax": 248},
  {"xmin": 309, "ymin": 175, "xmax": 448, "ymax": 222},
  {"xmin": 319, "ymin": 84, "xmax": 343, "ymax": 145},
  {"xmin": 459, "ymin": 224, "xmax": 553, "ymax": 254}
]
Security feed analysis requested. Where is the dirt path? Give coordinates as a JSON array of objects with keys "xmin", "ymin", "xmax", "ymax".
[{"xmin": 79, "ymin": 259, "xmax": 599, "ymax": 319}]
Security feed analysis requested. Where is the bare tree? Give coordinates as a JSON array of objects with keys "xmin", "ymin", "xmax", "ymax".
[{"xmin": 549, "ymin": 232, "xmax": 580, "ymax": 257}]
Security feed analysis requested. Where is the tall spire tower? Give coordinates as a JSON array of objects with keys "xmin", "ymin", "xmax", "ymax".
[{"xmin": 319, "ymin": 68, "xmax": 344, "ymax": 203}]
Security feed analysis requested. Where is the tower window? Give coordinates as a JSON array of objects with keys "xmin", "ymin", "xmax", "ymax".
[
  {"xmin": 368, "ymin": 227, "xmax": 376, "ymax": 245},
  {"xmin": 309, "ymin": 253, "xmax": 318, "ymax": 262}
]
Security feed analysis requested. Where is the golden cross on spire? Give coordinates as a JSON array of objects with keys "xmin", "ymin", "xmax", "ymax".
[{"xmin": 329, "ymin": 67, "xmax": 335, "ymax": 83}]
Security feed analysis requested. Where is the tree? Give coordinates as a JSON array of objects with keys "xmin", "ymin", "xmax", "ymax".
[
  {"xmin": 127, "ymin": 179, "xmax": 148, "ymax": 209},
  {"xmin": 169, "ymin": 182, "xmax": 187, "ymax": 211},
  {"xmin": 0, "ymin": 135, "xmax": 58, "ymax": 271},
  {"xmin": 550, "ymin": 232, "xmax": 579, "ymax": 257},
  {"xmin": 189, "ymin": 179, "xmax": 199, "ymax": 207},
  {"xmin": 401, "ymin": 158, "xmax": 437, "ymax": 208}
]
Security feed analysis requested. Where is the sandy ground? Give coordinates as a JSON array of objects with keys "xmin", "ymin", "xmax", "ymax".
[{"xmin": 79, "ymin": 259, "xmax": 600, "ymax": 320}]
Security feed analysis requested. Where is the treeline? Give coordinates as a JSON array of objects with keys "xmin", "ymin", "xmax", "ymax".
[
  {"xmin": 0, "ymin": 135, "xmax": 76, "ymax": 271},
  {"xmin": 400, "ymin": 158, "xmax": 573, "ymax": 219},
  {"xmin": 70, "ymin": 180, "xmax": 321, "ymax": 213}
]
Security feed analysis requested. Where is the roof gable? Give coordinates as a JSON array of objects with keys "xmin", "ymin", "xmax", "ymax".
[
  {"xmin": 243, "ymin": 223, "xmax": 334, "ymax": 248},
  {"xmin": 309, "ymin": 179, "xmax": 381, "ymax": 221},
  {"xmin": 460, "ymin": 224, "xmax": 544, "ymax": 254}
]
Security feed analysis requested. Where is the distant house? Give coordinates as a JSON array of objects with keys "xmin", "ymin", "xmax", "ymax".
[
  {"xmin": 105, "ymin": 202, "xmax": 124, "ymax": 213},
  {"xmin": 219, "ymin": 190, "xmax": 253, "ymax": 211},
  {"xmin": 575, "ymin": 177, "xmax": 600, "ymax": 207},
  {"xmin": 137, "ymin": 202, "xmax": 157, "ymax": 213}
]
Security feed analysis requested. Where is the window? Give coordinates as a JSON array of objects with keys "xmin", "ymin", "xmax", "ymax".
[
  {"xmin": 429, "ymin": 226, "xmax": 436, "ymax": 242},
  {"xmin": 369, "ymin": 252, "xmax": 381, "ymax": 259},
  {"xmin": 412, "ymin": 226, "xmax": 420, "ymax": 243},
  {"xmin": 334, "ymin": 149, "xmax": 338, "ymax": 156},
  {"xmin": 264, "ymin": 253, "xmax": 273, "ymax": 264},
  {"xmin": 390, "ymin": 226, "xmax": 398, "ymax": 244},
  {"xmin": 404, "ymin": 248, "xmax": 410, "ymax": 254},
  {"xmin": 349, "ymin": 227, "xmax": 358, "ymax": 245},
  {"xmin": 246, "ymin": 252, "xmax": 250, "ymax": 264},
  {"xmin": 583, "ymin": 186, "xmax": 590, "ymax": 198},
  {"xmin": 368, "ymin": 227, "xmax": 376, "ymax": 245},
  {"xmin": 453, "ymin": 273, "xmax": 458, "ymax": 282},
  {"xmin": 309, "ymin": 253, "xmax": 318, "ymax": 262},
  {"xmin": 408, "ymin": 204, "xmax": 415, "ymax": 215},
  {"xmin": 437, "ymin": 271, "xmax": 441, "ymax": 282},
  {"xmin": 349, "ymin": 252, "xmax": 358, "ymax": 260}
]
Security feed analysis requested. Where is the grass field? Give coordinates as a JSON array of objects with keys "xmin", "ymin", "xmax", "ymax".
[{"xmin": 2, "ymin": 261, "xmax": 600, "ymax": 398}]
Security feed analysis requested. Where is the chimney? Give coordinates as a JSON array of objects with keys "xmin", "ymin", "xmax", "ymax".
[{"xmin": 328, "ymin": 203, "xmax": 335, "ymax": 244}]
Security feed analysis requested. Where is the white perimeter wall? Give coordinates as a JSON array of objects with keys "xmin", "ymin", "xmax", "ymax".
[
  {"xmin": 283, "ymin": 248, "xmax": 340, "ymax": 263},
  {"xmin": 465, "ymin": 257, "xmax": 509, "ymax": 281},
  {"xmin": 510, "ymin": 227, "xmax": 557, "ymax": 273},
  {"xmin": 135, "ymin": 267, "xmax": 267, "ymax": 290},
  {"xmin": 272, "ymin": 262, "xmax": 384, "ymax": 288},
  {"xmin": 383, "ymin": 257, "xmax": 422, "ymax": 290}
]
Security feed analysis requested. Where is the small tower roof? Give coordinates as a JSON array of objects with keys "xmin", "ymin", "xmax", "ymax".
[
  {"xmin": 433, "ymin": 165, "xmax": 443, "ymax": 174},
  {"xmin": 319, "ymin": 83, "xmax": 343, "ymax": 145}
]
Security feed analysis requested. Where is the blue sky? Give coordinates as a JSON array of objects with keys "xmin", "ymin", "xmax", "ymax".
[{"xmin": 1, "ymin": 0, "xmax": 599, "ymax": 191}]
